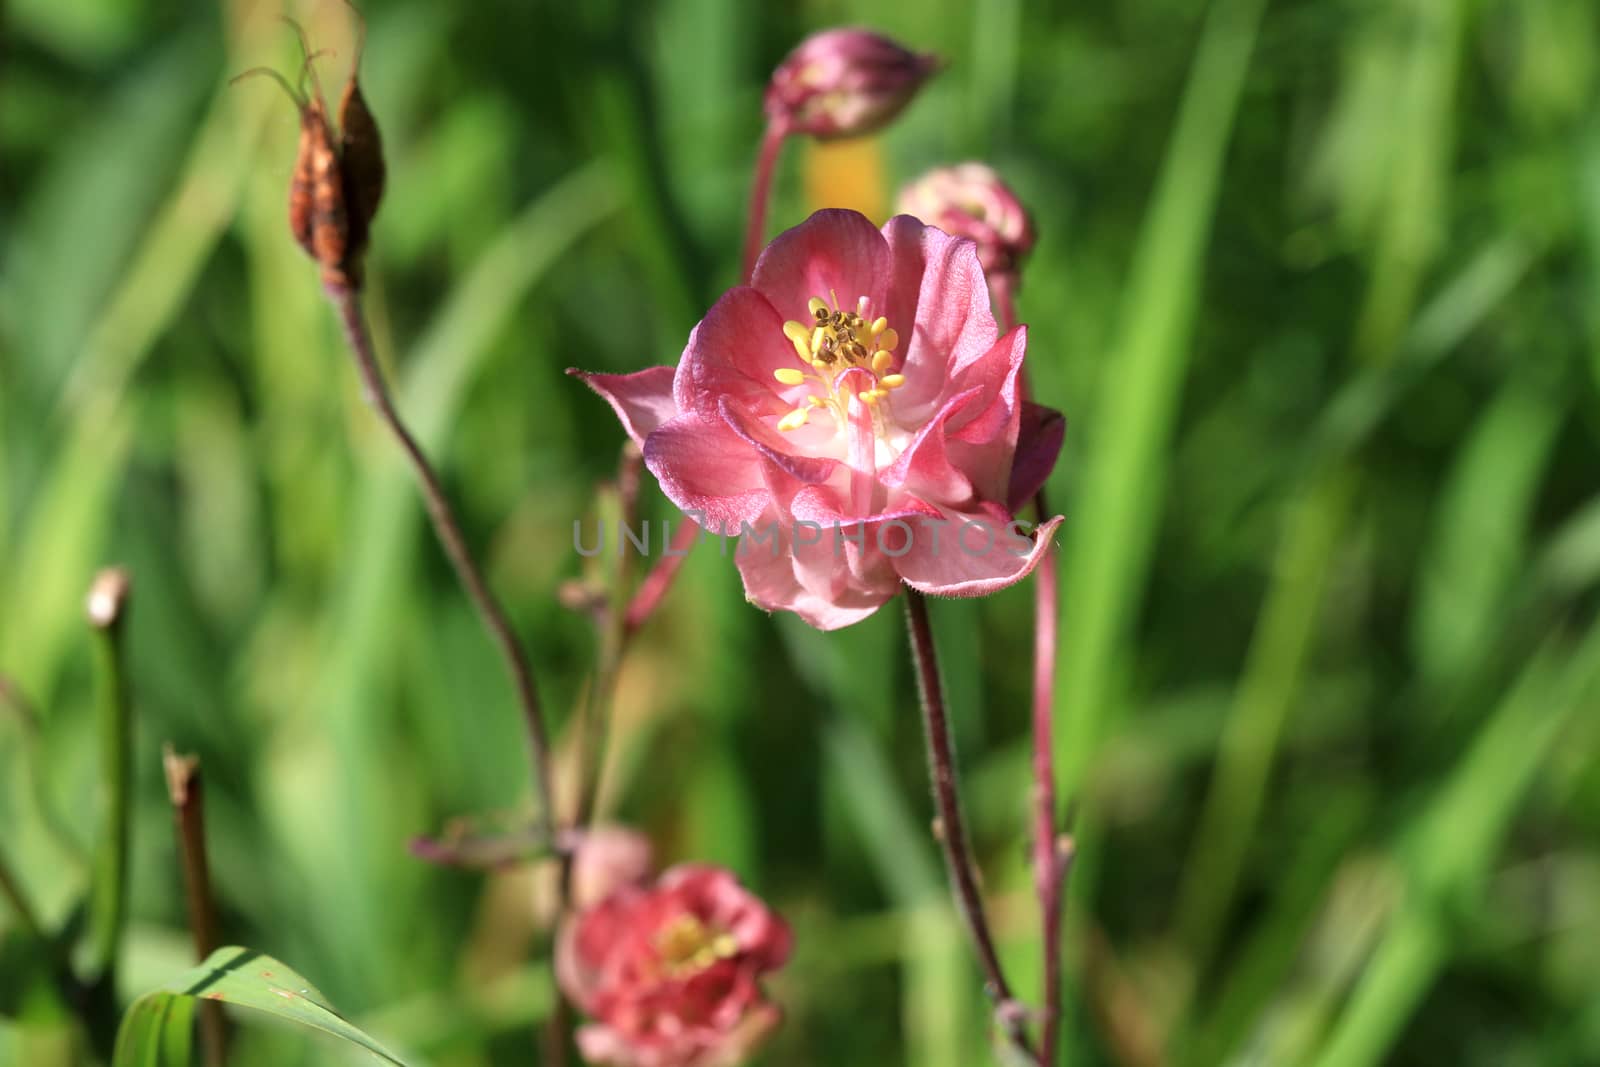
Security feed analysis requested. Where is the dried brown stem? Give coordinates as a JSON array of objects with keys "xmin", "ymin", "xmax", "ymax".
[{"xmin": 162, "ymin": 746, "xmax": 226, "ymax": 1067}]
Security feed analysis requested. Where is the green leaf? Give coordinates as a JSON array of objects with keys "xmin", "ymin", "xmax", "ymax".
[{"xmin": 112, "ymin": 947, "xmax": 408, "ymax": 1067}]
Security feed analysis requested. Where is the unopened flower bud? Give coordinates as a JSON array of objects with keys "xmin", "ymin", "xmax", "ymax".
[
  {"xmin": 86, "ymin": 567, "xmax": 131, "ymax": 631},
  {"xmin": 897, "ymin": 163, "xmax": 1036, "ymax": 285},
  {"xmin": 765, "ymin": 28, "xmax": 939, "ymax": 140},
  {"xmin": 235, "ymin": 6, "xmax": 385, "ymax": 291}
]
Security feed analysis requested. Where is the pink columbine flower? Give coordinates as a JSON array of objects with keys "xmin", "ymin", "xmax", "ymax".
[
  {"xmin": 765, "ymin": 28, "xmax": 939, "ymax": 140},
  {"xmin": 898, "ymin": 163, "xmax": 1036, "ymax": 286},
  {"xmin": 557, "ymin": 865, "xmax": 793, "ymax": 1067},
  {"xmin": 574, "ymin": 208, "xmax": 1064, "ymax": 631}
]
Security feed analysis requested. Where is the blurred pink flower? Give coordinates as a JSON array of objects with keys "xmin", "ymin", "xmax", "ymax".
[
  {"xmin": 898, "ymin": 163, "xmax": 1036, "ymax": 286},
  {"xmin": 557, "ymin": 865, "xmax": 792, "ymax": 1067},
  {"xmin": 575, "ymin": 209, "xmax": 1064, "ymax": 630},
  {"xmin": 764, "ymin": 28, "xmax": 939, "ymax": 139}
]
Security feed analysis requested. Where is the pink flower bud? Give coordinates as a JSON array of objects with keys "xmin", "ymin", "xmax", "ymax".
[
  {"xmin": 765, "ymin": 28, "xmax": 939, "ymax": 140},
  {"xmin": 557, "ymin": 865, "xmax": 792, "ymax": 1067},
  {"xmin": 897, "ymin": 163, "xmax": 1036, "ymax": 284},
  {"xmin": 570, "ymin": 826, "xmax": 655, "ymax": 910}
]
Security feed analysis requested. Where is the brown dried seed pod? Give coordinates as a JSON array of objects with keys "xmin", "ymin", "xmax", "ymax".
[
  {"xmin": 235, "ymin": 9, "xmax": 387, "ymax": 291},
  {"xmin": 336, "ymin": 0, "xmax": 384, "ymax": 270},
  {"xmin": 304, "ymin": 103, "xmax": 353, "ymax": 287},
  {"xmin": 287, "ymin": 106, "xmax": 318, "ymax": 259},
  {"xmin": 338, "ymin": 78, "xmax": 385, "ymax": 253}
]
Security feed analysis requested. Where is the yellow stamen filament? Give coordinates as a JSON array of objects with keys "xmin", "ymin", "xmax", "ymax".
[{"xmin": 774, "ymin": 292, "xmax": 910, "ymax": 435}]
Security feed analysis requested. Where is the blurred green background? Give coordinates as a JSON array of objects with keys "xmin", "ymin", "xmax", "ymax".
[{"xmin": 4, "ymin": 0, "xmax": 1600, "ymax": 1064}]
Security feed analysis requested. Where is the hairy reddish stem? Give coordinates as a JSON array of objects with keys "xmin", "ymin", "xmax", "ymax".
[
  {"xmin": 1031, "ymin": 494, "xmax": 1065, "ymax": 1066},
  {"xmin": 904, "ymin": 589, "xmax": 1041, "ymax": 1064},
  {"xmin": 996, "ymin": 272, "xmax": 1066, "ymax": 1064},
  {"xmin": 742, "ymin": 123, "xmax": 788, "ymax": 282},
  {"xmin": 622, "ymin": 520, "xmax": 697, "ymax": 633},
  {"xmin": 330, "ymin": 284, "xmax": 567, "ymax": 1067}
]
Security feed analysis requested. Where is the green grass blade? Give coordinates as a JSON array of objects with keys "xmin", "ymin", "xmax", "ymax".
[
  {"xmin": 1308, "ymin": 622, "xmax": 1600, "ymax": 1067},
  {"xmin": 113, "ymin": 947, "xmax": 407, "ymax": 1067},
  {"xmin": 1053, "ymin": 0, "xmax": 1269, "ymax": 809}
]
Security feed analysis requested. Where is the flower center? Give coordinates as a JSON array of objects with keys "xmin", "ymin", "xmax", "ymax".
[
  {"xmin": 772, "ymin": 292, "xmax": 904, "ymax": 433},
  {"xmin": 654, "ymin": 914, "xmax": 739, "ymax": 978}
]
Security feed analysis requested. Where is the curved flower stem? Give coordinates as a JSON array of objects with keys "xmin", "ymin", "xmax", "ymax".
[
  {"xmin": 995, "ymin": 272, "xmax": 1068, "ymax": 1065},
  {"xmin": 992, "ymin": 275, "xmax": 1020, "ymax": 346},
  {"xmin": 742, "ymin": 122, "xmax": 788, "ymax": 282},
  {"xmin": 574, "ymin": 445, "xmax": 643, "ymax": 833},
  {"xmin": 623, "ymin": 519, "xmax": 698, "ymax": 634},
  {"xmin": 326, "ymin": 283, "xmax": 557, "ymax": 843},
  {"xmin": 903, "ymin": 589, "xmax": 1040, "ymax": 1064}
]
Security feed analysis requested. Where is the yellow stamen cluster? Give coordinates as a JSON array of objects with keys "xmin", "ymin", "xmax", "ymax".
[
  {"xmin": 654, "ymin": 914, "xmax": 739, "ymax": 977},
  {"xmin": 773, "ymin": 293, "xmax": 904, "ymax": 432}
]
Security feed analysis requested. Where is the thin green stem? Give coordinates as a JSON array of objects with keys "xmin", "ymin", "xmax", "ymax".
[
  {"xmin": 0, "ymin": 848, "xmax": 44, "ymax": 943},
  {"xmin": 86, "ymin": 567, "xmax": 132, "ymax": 988},
  {"xmin": 742, "ymin": 123, "xmax": 788, "ymax": 281}
]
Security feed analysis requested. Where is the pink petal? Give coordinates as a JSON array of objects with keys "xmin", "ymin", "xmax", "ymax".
[
  {"xmin": 642, "ymin": 414, "xmax": 772, "ymax": 531},
  {"xmin": 1006, "ymin": 401, "xmax": 1065, "ymax": 511},
  {"xmin": 939, "ymin": 326, "xmax": 1028, "ymax": 503},
  {"xmin": 673, "ymin": 287, "xmax": 797, "ymax": 422},
  {"xmin": 879, "ymin": 386, "xmax": 985, "ymax": 506},
  {"xmin": 733, "ymin": 503, "xmax": 903, "ymax": 630},
  {"xmin": 892, "ymin": 505, "xmax": 1064, "ymax": 597},
  {"xmin": 879, "ymin": 214, "xmax": 998, "ymax": 422},
  {"xmin": 572, "ymin": 366, "xmax": 680, "ymax": 447},
  {"xmin": 575, "ymin": 1023, "xmax": 649, "ymax": 1067},
  {"xmin": 751, "ymin": 209, "xmax": 892, "ymax": 324},
  {"xmin": 945, "ymin": 325, "xmax": 1026, "ymax": 440}
]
